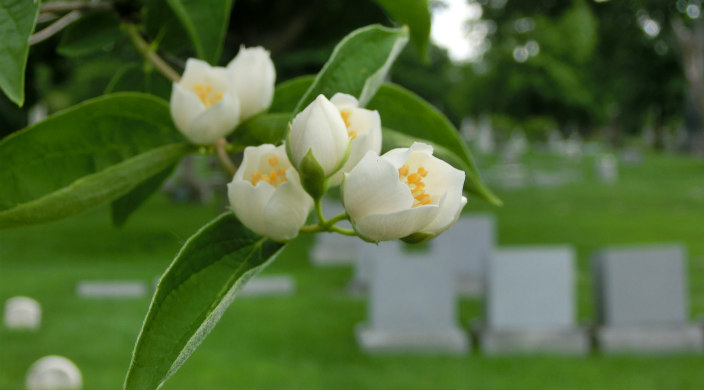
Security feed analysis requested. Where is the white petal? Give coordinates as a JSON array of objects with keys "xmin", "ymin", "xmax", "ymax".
[
  {"xmin": 330, "ymin": 93, "xmax": 359, "ymax": 108},
  {"xmin": 262, "ymin": 177, "xmax": 313, "ymax": 241},
  {"xmin": 228, "ymin": 46, "xmax": 276, "ymax": 120},
  {"xmin": 355, "ymin": 205, "xmax": 439, "ymax": 241},
  {"xmin": 170, "ymin": 83, "xmax": 205, "ymax": 141},
  {"xmin": 186, "ymin": 94, "xmax": 240, "ymax": 144},
  {"xmin": 342, "ymin": 151, "xmax": 413, "ymax": 220},
  {"xmin": 180, "ymin": 58, "xmax": 212, "ymax": 86},
  {"xmin": 227, "ymin": 179, "xmax": 275, "ymax": 236}
]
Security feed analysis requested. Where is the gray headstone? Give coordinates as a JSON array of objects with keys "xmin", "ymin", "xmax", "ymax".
[
  {"xmin": 4, "ymin": 296, "xmax": 41, "ymax": 330},
  {"xmin": 592, "ymin": 244, "xmax": 703, "ymax": 354},
  {"xmin": 595, "ymin": 154, "xmax": 618, "ymax": 184},
  {"xmin": 430, "ymin": 214, "xmax": 495, "ymax": 296},
  {"xmin": 76, "ymin": 280, "xmax": 147, "ymax": 299},
  {"xmin": 347, "ymin": 240, "xmax": 398, "ymax": 295},
  {"xmin": 26, "ymin": 355, "xmax": 82, "ymax": 390},
  {"xmin": 356, "ymin": 244, "xmax": 469, "ymax": 354},
  {"xmin": 477, "ymin": 246, "xmax": 589, "ymax": 355},
  {"xmin": 239, "ymin": 275, "xmax": 296, "ymax": 297}
]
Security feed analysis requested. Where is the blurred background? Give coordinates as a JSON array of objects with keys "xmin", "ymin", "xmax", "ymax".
[{"xmin": 3, "ymin": 0, "xmax": 704, "ymax": 388}]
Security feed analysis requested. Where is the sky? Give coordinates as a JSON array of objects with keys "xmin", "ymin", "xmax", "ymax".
[{"xmin": 430, "ymin": 0, "xmax": 485, "ymax": 62}]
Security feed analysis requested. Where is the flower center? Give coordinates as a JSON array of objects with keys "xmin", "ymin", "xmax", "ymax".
[
  {"xmin": 193, "ymin": 83, "xmax": 223, "ymax": 108},
  {"xmin": 398, "ymin": 164, "xmax": 431, "ymax": 207},
  {"xmin": 250, "ymin": 155, "xmax": 288, "ymax": 187},
  {"xmin": 340, "ymin": 110, "xmax": 357, "ymax": 139}
]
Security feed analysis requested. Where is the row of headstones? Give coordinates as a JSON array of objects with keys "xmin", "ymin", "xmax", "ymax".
[{"xmin": 312, "ymin": 214, "xmax": 703, "ymax": 355}]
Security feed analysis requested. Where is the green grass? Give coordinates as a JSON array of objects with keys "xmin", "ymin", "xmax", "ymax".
[{"xmin": 2, "ymin": 150, "xmax": 704, "ymax": 389}]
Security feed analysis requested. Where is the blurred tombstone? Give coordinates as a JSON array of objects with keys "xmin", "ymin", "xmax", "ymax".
[
  {"xmin": 502, "ymin": 129, "xmax": 529, "ymax": 163},
  {"xmin": 460, "ymin": 117, "xmax": 477, "ymax": 142},
  {"xmin": 28, "ymin": 102, "xmax": 48, "ymax": 125},
  {"xmin": 642, "ymin": 126, "xmax": 656, "ymax": 148},
  {"xmin": 547, "ymin": 129, "xmax": 563, "ymax": 153},
  {"xmin": 310, "ymin": 198, "xmax": 355, "ymax": 266},
  {"xmin": 430, "ymin": 214, "xmax": 495, "ymax": 296},
  {"xmin": 475, "ymin": 246, "xmax": 589, "ymax": 355},
  {"xmin": 476, "ymin": 115, "xmax": 495, "ymax": 154},
  {"xmin": 595, "ymin": 154, "xmax": 619, "ymax": 184},
  {"xmin": 240, "ymin": 275, "xmax": 296, "ymax": 297},
  {"xmin": 620, "ymin": 147, "xmax": 643, "ymax": 166},
  {"xmin": 592, "ymin": 244, "xmax": 703, "ymax": 354},
  {"xmin": 76, "ymin": 280, "xmax": 147, "ymax": 299},
  {"xmin": 492, "ymin": 163, "xmax": 528, "ymax": 189},
  {"xmin": 356, "ymin": 245, "xmax": 470, "ymax": 354},
  {"xmin": 26, "ymin": 355, "xmax": 82, "ymax": 390},
  {"xmin": 561, "ymin": 132, "xmax": 583, "ymax": 159},
  {"xmin": 347, "ymin": 241, "xmax": 398, "ymax": 295},
  {"xmin": 4, "ymin": 296, "xmax": 41, "ymax": 331}
]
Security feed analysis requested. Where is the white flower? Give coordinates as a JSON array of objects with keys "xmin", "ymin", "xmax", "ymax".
[
  {"xmin": 288, "ymin": 94, "xmax": 349, "ymax": 177},
  {"xmin": 342, "ymin": 142, "xmax": 467, "ymax": 242},
  {"xmin": 170, "ymin": 59, "xmax": 240, "ymax": 145},
  {"xmin": 328, "ymin": 93, "xmax": 382, "ymax": 186},
  {"xmin": 227, "ymin": 46, "xmax": 276, "ymax": 121},
  {"xmin": 228, "ymin": 144, "xmax": 313, "ymax": 241}
]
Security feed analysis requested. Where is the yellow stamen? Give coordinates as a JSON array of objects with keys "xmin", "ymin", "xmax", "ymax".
[
  {"xmin": 193, "ymin": 83, "xmax": 223, "ymax": 108},
  {"xmin": 340, "ymin": 110, "xmax": 351, "ymax": 128},
  {"xmin": 249, "ymin": 158, "xmax": 289, "ymax": 188},
  {"xmin": 398, "ymin": 165, "xmax": 432, "ymax": 207},
  {"xmin": 348, "ymin": 130, "xmax": 358, "ymax": 140},
  {"xmin": 268, "ymin": 156, "xmax": 278, "ymax": 166},
  {"xmin": 398, "ymin": 165, "xmax": 409, "ymax": 177}
]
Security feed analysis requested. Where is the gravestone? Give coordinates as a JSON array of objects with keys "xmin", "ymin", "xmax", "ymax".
[
  {"xmin": 26, "ymin": 355, "xmax": 82, "ymax": 390},
  {"xmin": 595, "ymin": 154, "xmax": 618, "ymax": 184},
  {"xmin": 476, "ymin": 246, "xmax": 589, "ymax": 355},
  {"xmin": 356, "ymin": 244, "xmax": 469, "ymax": 354},
  {"xmin": 476, "ymin": 115, "xmax": 495, "ymax": 154},
  {"xmin": 76, "ymin": 280, "xmax": 147, "ymax": 299},
  {"xmin": 347, "ymin": 240, "xmax": 399, "ymax": 295},
  {"xmin": 4, "ymin": 296, "xmax": 41, "ymax": 330},
  {"xmin": 310, "ymin": 198, "xmax": 356, "ymax": 266},
  {"xmin": 430, "ymin": 214, "xmax": 495, "ymax": 296},
  {"xmin": 592, "ymin": 244, "xmax": 703, "ymax": 354},
  {"xmin": 240, "ymin": 275, "xmax": 296, "ymax": 297},
  {"xmin": 502, "ymin": 129, "xmax": 529, "ymax": 163}
]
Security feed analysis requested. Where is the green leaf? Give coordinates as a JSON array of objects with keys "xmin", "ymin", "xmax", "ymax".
[
  {"xmin": 0, "ymin": 0, "xmax": 39, "ymax": 106},
  {"xmin": 124, "ymin": 213, "xmax": 286, "ymax": 390},
  {"xmin": 293, "ymin": 24, "xmax": 409, "ymax": 116},
  {"xmin": 229, "ymin": 112, "xmax": 289, "ymax": 151},
  {"xmin": 369, "ymin": 83, "xmax": 501, "ymax": 205},
  {"xmin": 57, "ymin": 11, "xmax": 121, "ymax": 57},
  {"xmin": 0, "ymin": 93, "xmax": 190, "ymax": 228},
  {"xmin": 165, "ymin": 0, "xmax": 234, "ymax": 64},
  {"xmin": 372, "ymin": 0, "xmax": 431, "ymax": 58},
  {"xmin": 111, "ymin": 163, "xmax": 176, "ymax": 227},
  {"xmin": 269, "ymin": 75, "xmax": 315, "ymax": 113}
]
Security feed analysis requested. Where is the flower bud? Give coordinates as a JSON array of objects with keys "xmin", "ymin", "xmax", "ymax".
[
  {"xmin": 227, "ymin": 46, "xmax": 276, "ymax": 121},
  {"xmin": 288, "ymin": 94, "xmax": 350, "ymax": 178},
  {"xmin": 170, "ymin": 59, "xmax": 240, "ymax": 145},
  {"xmin": 342, "ymin": 142, "xmax": 467, "ymax": 242},
  {"xmin": 228, "ymin": 144, "xmax": 313, "ymax": 241},
  {"xmin": 328, "ymin": 93, "xmax": 382, "ymax": 186}
]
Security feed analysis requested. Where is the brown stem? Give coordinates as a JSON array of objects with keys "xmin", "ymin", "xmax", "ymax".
[
  {"xmin": 40, "ymin": 0, "xmax": 111, "ymax": 13},
  {"xmin": 215, "ymin": 138, "xmax": 237, "ymax": 175},
  {"xmin": 123, "ymin": 23, "xmax": 181, "ymax": 83},
  {"xmin": 30, "ymin": 10, "xmax": 81, "ymax": 45}
]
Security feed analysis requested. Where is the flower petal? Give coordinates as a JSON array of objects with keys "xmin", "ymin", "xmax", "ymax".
[
  {"xmin": 228, "ymin": 46, "xmax": 276, "ymax": 120},
  {"xmin": 355, "ymin": 205, "xmax": 439, "ymax": 242},
  {"xmin": 342, "ymin": 151, "xmax": 413, "ymax": 220},
  {"xmin": 262, "ymin": 172, "xmax": 313, "ymax": 241},
  {"xmin": 170, "ymin": 83, "xmax": 205, "ymax": 141},
  {"xmin": 227, "ymin": 179, "xmax": 275, "ymax": 236},
  {"xmin": 186, "ymin": 94, "xmax": 240, "ymax": 144}
]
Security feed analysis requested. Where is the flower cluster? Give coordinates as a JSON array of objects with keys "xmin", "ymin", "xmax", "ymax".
[{"xmin": 171, "ymin": 48, "xmax": 466, "ymax": 243}]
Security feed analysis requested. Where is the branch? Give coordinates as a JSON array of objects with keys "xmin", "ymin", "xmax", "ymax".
[
  {"xmin": 123, "ymin": 23, "xmax": 181, "ymax": 83},
  {"xmin": 215, "ymin": 138, "xmax": 237, "ymax": 175},
  {"xmin": 40, "ymin": 0, "xmax": 111, "ymax": 13},
  {"xmin": 30, "ymin": 10, "xmax": 82, "ymax": 45}
]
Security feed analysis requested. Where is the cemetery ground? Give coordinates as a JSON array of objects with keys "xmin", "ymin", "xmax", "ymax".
[{"xmin": 2, "ymin": 151, "xmax": 704, "ymax": 389}]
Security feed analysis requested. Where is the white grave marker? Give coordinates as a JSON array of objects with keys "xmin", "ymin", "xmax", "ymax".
[
  {"xmin": 476, "ymin": 246, "xmax": 589, "ymax": 355},
  {"xmin": 595, "ymin": 154, "xmax": 618, "ymax": 183},
  {"xmin": 239, "ymin": 275, "xmax": 296, "ymax": 297},
  {"xmin": 592, "ymin": 244, "xmax": 703, "ymax": 354},
  {"xmin": 4, "ymin": 296, "xmax": 41, "ymax": 330},
  {"xmin": 76, "ymin": 280, "xmax": 147, "ymax": 299},
  {"xmin": 26, "ymin": 355, "xmax": 82, "ymax": 390}
]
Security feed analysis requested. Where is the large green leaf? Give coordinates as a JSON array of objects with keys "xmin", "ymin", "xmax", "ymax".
[
  {"xmin": 124, "ymin": 213, "xmax": 286, "ymax": 390},
  {"xmin": 292, "ymin": 24, "xmax": 408, "ymax": 116},
  {"xmin": 373, "ymin": 0, "xmax": 431, "ymax": 58},
  {"xmin": 57, "ymin": 11, "xmax": 121, "ymax": 57},
  {"xmin": 229, "ymin": 112, "xmax": 289, "ymax": 151},
  {"xmin": 369, "ymin": 83, "xmax": 500, "ymax": 205},
  {"xmin": 0, "ymin": 93, "xmax": 190, "ymax": 228},
  {"xmin": 165, "ymin": 0, "xmax": 234, "ymax": 64},
  {"xmin": 0, "ymin": 0, "xmax": 39, "ymax": 106},
  {"xmin": 111, "ymin": 163, "xmax": 176, "ymax": 227}
]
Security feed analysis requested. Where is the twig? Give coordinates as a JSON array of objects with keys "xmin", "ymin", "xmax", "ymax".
[
  {"xmin": 123, "ymin": 23, "xmax": 181, "ymax": 83},
  {"xmin": 30, "ymin": 10, "xmax": 81, "ymax": 45},
  {"xmin": 37, "ymin": 12, "xmax": 59, "ymax": 24},
  {"xmin": 40, "ymin": 0, "xmax": 111, "ymax": 13},
  {"xmin": 215, "ymin": 138, "xmax": 237, "ymax": 175}
]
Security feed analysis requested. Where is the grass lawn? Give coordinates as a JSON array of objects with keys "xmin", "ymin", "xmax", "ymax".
[{"xmin": 2, "ymin": 150, "xmax": 704, "ymax": 389}]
